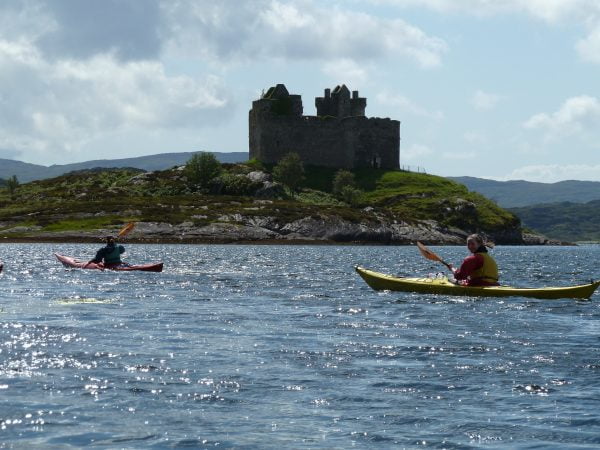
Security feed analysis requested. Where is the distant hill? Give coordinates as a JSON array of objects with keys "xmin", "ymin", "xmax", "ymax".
[
  {"xmin": 509, "ymin": 200, "xmax": 600, "ymax": 242},
  {"xmin": 449, "ymin": 176, "xmax": 600, "ymax": 207},
  {"xmin": 0, "ymin": 151, "xmax": 249, "ymax": 183}
]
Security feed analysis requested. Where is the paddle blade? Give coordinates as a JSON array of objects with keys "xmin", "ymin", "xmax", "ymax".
[
  {"xmin": 416, "ymin": 241, "xmax": 442, "ymax": 262},
  {"xmin": 118, "ymin": 222, "xmax": 136, "ymax": 237}
]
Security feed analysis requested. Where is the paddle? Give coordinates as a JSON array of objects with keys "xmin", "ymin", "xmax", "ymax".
[
  {"xmin": 118, "ymin": 222, "xmax": 136, "ymax": 238},
  {"xmin": 416, "ymin": 241, "xmax": 453, "ymax": 272}
]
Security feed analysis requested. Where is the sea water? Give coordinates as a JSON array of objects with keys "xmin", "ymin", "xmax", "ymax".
[{"xmin": 1, "ymin": 243, "xmax": 599, "ymax": 448}]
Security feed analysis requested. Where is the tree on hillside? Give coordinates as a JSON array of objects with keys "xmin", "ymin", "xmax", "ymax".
[
  {"xmin": 185, "ymin": 152, "xmax": 222, "ymax": 189},
  {"xmin": 332, "ymin": 170, "xmax": 355, "ymax": 196},
  {"xmin": 273, "ymin": 152, "xmax": 304, "ymax": 195},
  {"xmin": 332, "ymin": 169, "xmax": 362, "ymax": 206},
  {"xmin": 6, "ymin": 175, "xmax": 19, "ymax": 198}
]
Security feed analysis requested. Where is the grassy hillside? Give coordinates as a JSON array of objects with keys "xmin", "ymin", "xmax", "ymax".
[
  {"xmin": 510, "ymin": 200, "xmax": 600, "ymax": 242},
  {"xmin": 301, "ymin": 167, "xmax": 518, "ymax": 231},
  {"xmin": 0, "ymin": 163, "xmax": 521, "ymax": 241}
]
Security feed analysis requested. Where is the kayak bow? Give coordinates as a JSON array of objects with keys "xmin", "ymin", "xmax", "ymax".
[
  {"xmin": 55, "ymin": 253, "xmax": 163, "ymax": 272},
  {"xmin": 355, "ymin": 266, "xmax": 599, "ymax": 300}
]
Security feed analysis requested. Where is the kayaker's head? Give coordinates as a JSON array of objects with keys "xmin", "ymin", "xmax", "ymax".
[
  {"xmin": 105, "ymin": 235, "xmax": 116, "ymax": 245},
  {"xmin": 467, "ymin": 234, "xmax": 486, "ymax": 253}
]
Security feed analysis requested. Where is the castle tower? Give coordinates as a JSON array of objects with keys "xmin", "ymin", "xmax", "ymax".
[
  {"xmin": 315, "ymin": 84, "xmax": 366, "ymax": 117},
  {"xmin": 256, "ymin": 83, "xmax": 303, "ymax": 116}
]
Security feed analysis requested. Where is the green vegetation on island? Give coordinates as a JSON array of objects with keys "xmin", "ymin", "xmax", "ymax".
[{"xmin": 0, "ymin": 154, "xmax": 523, "ymax": 243}]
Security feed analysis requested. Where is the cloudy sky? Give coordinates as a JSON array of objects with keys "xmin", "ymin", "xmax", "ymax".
[{"xmin": 1, "ymin": 0, "xmax": 600, "ymax": 182}]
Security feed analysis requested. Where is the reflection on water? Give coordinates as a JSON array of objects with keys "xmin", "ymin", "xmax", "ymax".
[{"xmin": 0, "ymin": 243, "xmax": 599, "ymax": 447}]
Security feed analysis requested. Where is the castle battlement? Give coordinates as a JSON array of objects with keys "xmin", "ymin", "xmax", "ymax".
[{"xmin": 249, "ymin": 84, "xmax": 400, "ymax": 170}]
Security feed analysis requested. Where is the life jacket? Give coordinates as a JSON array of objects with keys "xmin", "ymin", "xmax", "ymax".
[
  {"xmin": 103, "ymin": 245, "xmax": 122, "ymax": 264},
  {"xmin": 470, "ymin": 252, "xmax": 498, "ymax": 285}
]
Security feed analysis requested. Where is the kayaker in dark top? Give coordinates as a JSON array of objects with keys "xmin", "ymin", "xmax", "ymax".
[
  {"xmin": 88, "ymin": 236, "xmax": 125, "ymax": 266},
  {"xmin": 450, "ymin": 233, "xmax": 499, "ymax": 286}
]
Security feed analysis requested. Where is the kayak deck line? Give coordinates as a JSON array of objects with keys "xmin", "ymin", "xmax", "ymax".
[
  {"xmin": 355, "ymin": 266, "xmax": 600, "ymax": 300},
  {"xmin": 55, "ymin": 253, "xmax": 163, "ymax": 273}
]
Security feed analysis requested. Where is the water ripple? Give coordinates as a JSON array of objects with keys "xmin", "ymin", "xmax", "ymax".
[{"xmin": 0, "ymin": 243, "xmax": 599, "ymax": 447}]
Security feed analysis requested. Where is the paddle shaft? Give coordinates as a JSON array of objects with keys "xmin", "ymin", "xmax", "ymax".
[{"xmin": 438, "ymin": 259, "xmax": 453, "ymax": 271}]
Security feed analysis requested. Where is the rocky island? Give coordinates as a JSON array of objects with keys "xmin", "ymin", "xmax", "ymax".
[{"xmin": 0, "ymin": 159, "xmax": 556, "ymax": 245}]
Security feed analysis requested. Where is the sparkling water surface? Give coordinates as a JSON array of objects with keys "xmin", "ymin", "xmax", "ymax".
[{"xmin": 1, "ymin": 243, "xmax": 599, "ymax": 448}]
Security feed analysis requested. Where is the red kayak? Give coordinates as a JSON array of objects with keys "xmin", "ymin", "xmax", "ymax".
[{"xmin": 55, "ymin": 253, "xmax": 163, "ymax": 272}]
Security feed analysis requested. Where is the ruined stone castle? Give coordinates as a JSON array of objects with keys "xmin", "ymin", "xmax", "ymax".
[{"xmin": 249, "ymin": 84, "xmax": 400, "ymax": 170}]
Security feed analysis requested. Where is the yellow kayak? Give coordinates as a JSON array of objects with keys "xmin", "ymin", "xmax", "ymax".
[{"xmin": 355, "ymin": 266, "xmax": 600, "ymax": 300}]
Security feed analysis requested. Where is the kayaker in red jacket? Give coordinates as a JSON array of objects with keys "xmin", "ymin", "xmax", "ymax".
[
  {"xmin": 88, "ymin": 236, "xmax": 125, "ymax": 267},
  {"xmin": 450, "ymin": 234, "xmax": 499, "ymax": 286}
]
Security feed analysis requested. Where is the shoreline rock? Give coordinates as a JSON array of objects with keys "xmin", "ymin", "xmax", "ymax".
[{"xmin": 0, "ymin": 215, "xmax": 562, "ymax": 245}]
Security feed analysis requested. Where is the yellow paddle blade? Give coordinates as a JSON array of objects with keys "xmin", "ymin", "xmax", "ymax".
[{"xmin": 118, "ymin": 222, "xmax": 136, "ymax": 237}]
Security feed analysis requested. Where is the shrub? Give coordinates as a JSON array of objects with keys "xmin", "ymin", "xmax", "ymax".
[
  {"xmin": 6, "ymin": 175, "xmax": 19, "ymax": 199},
  {"xmin": 332, "ymin": 170, "xmax": 356, "ymax": 197},
  {"xmin": 185, "ymin": 152, "xmax": 222, "ymax": 189},
  {"xmin": 245, "ymin": 158, "xmax": 265, "ymax": 171},
  {"xmin": 331, "ymin": 170, "xmax": 363, "ymax": 206},
  {"xmin": 273, "ymin": 153, "xmax": 304, "ymax": 195},
  {"xmin": 340, "ymin": 185, "xmax": 363, "ymax": 207},
  {"xmin": 210, "ymin": 173, "xmax": 262, "ymax": 196}
]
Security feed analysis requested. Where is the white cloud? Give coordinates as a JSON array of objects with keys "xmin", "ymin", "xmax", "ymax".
[
  {"xmin": 442, "ymin": 151, "xmax": 478, "ymax": 160},
  {"xmin": 322, "ymin": 59, "xmax": 370, "ymax": 87},
  {"xmin": 471, "ymin": 90, "xmax": 501, "ymax": 110},
  {"xmin": 0, "ymin": 0, "xmax": 163, "ymax": 61},
  {"xmin": 463, "ymin": 130, "xmax": 487, "ymax": 145},
  {"xmin": 262, "ymin": 1, "xmax": 316, "ymax": 31},
  {"xmin": 401, "ymin": 143, "xmax": 434, "ymax": 161},
  {"xmin": 3, "ymin": 1, "xmax": 449, "ymax": 68},
  {"xmin": 371, "ymin": 0, "xmax": 597, "ymax": 23},
  {"xmin": 0, "ymin": 40, "xmax": 230, "ymax": 160},
  {"xmin": 523, "ymin": 95, "xmax": 600, "ymax": 139},
  {"xmin": 576, "ymin": 26, "xmax": 600, "ymax": 63},
  {"xmin": 376, "ymin": 91, "xmax": 444, "ymax": 119},
  {"xmin": 371, "ymin": 0, "xmax": 600, "ymax": 65},
  {"xmin": 492, "ymin": 164, "xmax": 600, "ymax": 182},
  {"xmin": 163, "ymin": 0, "xmax": 448, "ymax": 68}
]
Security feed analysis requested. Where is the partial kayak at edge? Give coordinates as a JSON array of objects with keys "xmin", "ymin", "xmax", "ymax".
[
  {"xmin": 55, "ymin": 253, "xmax": 163, "ymax": 273},
  {"xmin": 355, "ymin": 266, "xmax": 600, "ymax": 300}
]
